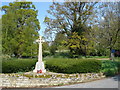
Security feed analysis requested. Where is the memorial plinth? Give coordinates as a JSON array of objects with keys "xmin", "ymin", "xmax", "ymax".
[{"xmin": 33, "ymin": 36, "xmax": 46, "ymax": 73}]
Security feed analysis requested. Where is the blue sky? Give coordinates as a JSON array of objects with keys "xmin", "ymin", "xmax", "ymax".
[
  {"xmin": 1, "ymin": 1, "xmax": 53, "ymax": 36},
  {"xmin": 32, "ymin": 2, "xmax": 53, "ymax": 35}
]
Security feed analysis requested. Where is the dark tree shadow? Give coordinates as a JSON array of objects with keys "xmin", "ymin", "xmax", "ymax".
[{"xmin": 112, "ymin": 75, "xmax": 120, "ymax": 81}]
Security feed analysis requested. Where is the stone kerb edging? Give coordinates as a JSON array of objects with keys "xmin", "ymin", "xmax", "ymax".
[{"xmin": 1, "ymin": 72, "xmax": 105, "ymax": 88}]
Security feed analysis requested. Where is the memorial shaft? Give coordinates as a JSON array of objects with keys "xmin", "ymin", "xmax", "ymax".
[{"xmin": 38, "ymin": 36, "xmax": 42, "ymax": 62}]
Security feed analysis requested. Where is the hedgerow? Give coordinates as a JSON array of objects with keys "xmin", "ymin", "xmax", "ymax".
[
  {"xmin": 2, "ymin": 59, "xmax": 37, "ymax": 73},
  {"xmin": 45, "ymin": 58, "xmax": 102, "ymax": 74}
]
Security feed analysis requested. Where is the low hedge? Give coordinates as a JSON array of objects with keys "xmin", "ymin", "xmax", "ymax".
[
  {"xmin": 2, "ymin": 59, "xmax": 37, "ymax": 73},
  {"xmin": 45, "ymin": 58, "xmax": 102, "ymax": 74}
]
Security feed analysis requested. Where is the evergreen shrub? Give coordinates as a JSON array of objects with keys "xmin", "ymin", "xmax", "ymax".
[
  {"xmin": 2, "ymin": 59, "xmax": 37, "ymax": 73},
  {"xmin": 45, "ymin": 58, "xmax": 102, "ymax": 74}
]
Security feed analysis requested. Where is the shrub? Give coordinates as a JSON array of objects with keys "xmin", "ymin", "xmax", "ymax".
[
  {"xmin": 43, "ymin": 52, "xmax": 51, "ymax": 57},
  {"xmin": 2, "ymin": 58, "xmax": 37, "ymax": 73},
  {"xmin": 118, "ymin": 62, "xmax": 120, "ymax": 73},
  {"xmin": 101, "ymin": 60, "xmax": 119, "ymax": 76},
  {"xmin": 53, "ymin": 52, "xmax": 70, "ymax": 58},
  {"xmin": 45, "ymin": 58, "xmax": 102, "ymax": 74},
  {"xmin": 50, "ymin": 45, "xmax": 57, "ymax": 55}
]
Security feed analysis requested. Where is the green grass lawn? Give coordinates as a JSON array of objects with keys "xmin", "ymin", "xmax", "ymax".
[{"xmin": 115, "ymin": 57, "xmax": 120, "ymax": 62}]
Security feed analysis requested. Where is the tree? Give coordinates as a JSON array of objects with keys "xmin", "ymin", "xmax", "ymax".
[
  {"xmin": 54, "ymin": 32, "xmax": 68, "ymax": 52},
  {"xmin": 44, "ymin": 2, "xmax": 97, "ymax": 56},
  {"xmin": 42, "ymin": 41, "xmax": 50, "ymax": 57},
  {"xmin": 90, "ymin": 2, "xmax": 120, "ymax": 57},
  {"xmin": 2, "ymin": 2, "xmax": 40, "ymax": 58},
  {"xmin": 0, "ymin": 18, "xmax": 1, "ymax": 72}
]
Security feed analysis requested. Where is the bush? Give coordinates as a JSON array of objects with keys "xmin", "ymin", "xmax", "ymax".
[
  {"xmin": 118, "ymin": 62, "xmax": 120, "ymax": 73},
  {"xmin": 45, "ymin": 58, "xmax": 102, "ymax": 74},
  {"xmin": 50, "ymin": 45, "xmax": 57, "ymax": 55},
  {"xmin": 101, "ymin": 60, "xmax": 119, "ymax": 76},
  {"xmin": 43, "ymin": 52, "xmax": 51, "ymax": 57},
  {"xmin": 2, "ymin": 58, "xmax": 37, "ymax": 73},
  {"xmin": 53, "ymin": 52, "xmax": 70, "ymax": 58}
]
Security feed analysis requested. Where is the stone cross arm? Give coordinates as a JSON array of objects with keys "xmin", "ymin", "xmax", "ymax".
[{"xmin": 36, "ymin": 36, "xmax": 45, "ymax": 43}]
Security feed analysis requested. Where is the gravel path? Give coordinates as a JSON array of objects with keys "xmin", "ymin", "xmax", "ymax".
[{"xmin": 53, "ymin": 75, "xmax": 120, "ymax": 88}]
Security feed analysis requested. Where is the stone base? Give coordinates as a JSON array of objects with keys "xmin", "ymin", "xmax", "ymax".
[{"xmin": 33, "ymin": 61, "xmax": 46, "ymax": 73}]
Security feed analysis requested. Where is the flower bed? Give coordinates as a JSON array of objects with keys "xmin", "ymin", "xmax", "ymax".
[{"xmin": 1, "ymin": 72, "xmax": 105, "ymax": 88}]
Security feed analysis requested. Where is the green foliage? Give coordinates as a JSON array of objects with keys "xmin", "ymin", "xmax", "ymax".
[
  {"xmin": 43, "ymin": 52, "xmax": 51, "ymax": 57},
  {"xmin": 44, "ymin": 2, "xmax": 97, "ymax": 56},
  {"xmin": 91, "ymin": 3, "xmax": 120, "ymax": 57},
  {"xmin": 54, "ymin": 32, "xmax": 68, "ymax": 52},
  {"xmin": 42, "ymin": 42, "xmax": 49, "ymax": 52},
  {"xmin": 85, "ymin": 56, "xmax": 109, "ymax": 58},
  {"xmin": 2, "ymin": 2, "xmax": 40, "ymax": 58},
  {"xmin": 49, "ymin": 44, "xmax": 57, "ymax": 55},
  {"xmin": 44, "ymin": 2, "xmax": 95, "ymax": 35},
  {"xmin": 45, "ymin": 58, "xmax": 102, "ymax": 74},
  {"xmin": 115, "ymin": 57, "xmax": 120, "ymax": 62},
  {"xmin": 65, "ymin": 32, "xmax": 91, "ymax": 57},
  {"xmin": 101, "ymin": 60, "xmax": 119, "ymax": 76},
  {"xmin": 42, "ymin": 41, "xmax": 51, "ymax": 57},
  {"xmin": 2, "ymin": 58, "xmax": 37, "ymax": 73},
  {"xmin": 53, "ymin": 52, "xmax": 70, "ymax": 58},
  {"xmin": 48, "ymin": 32, "xmax": 68, "ymax": 56}
]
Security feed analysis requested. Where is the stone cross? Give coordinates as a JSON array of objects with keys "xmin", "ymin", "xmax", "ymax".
[
  {"xmin": 36, "ymin": 36, "xmax": 44, "ymax": 62},
  {"xmin": 33, "ymin": 36, "xmax": 46, "ymax": 73}
]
